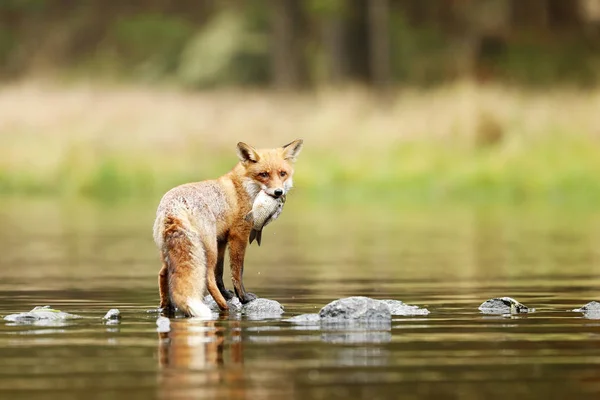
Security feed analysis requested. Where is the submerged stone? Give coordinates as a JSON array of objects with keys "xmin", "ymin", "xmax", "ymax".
[
  {"xmin": 284, "ymin": 313, "xmax": 321, "ymax": 325},
  {"xmin": 203, "ymin": 295, "xmax": 243, "ymax": 312},
  {"xmin": 581, "ymin": 311, "xmax": 600, "ymax": 320},
  {"xmin": 380, "ymin": 299, "xmax": 430, "ymax": 316},
  {"xmin": 203, "ymin": 295, "xmax": 283, "ymax": 319},
  {"xmin": 319, "ymin": 297, "xmax": 391, "ymax": 322},
  {"xmin": 285, "ymin": 297, "xmax": 429, "ymax": 326},
  {"xmin": 242, "ymin": 298, "xmax": 285, "ymax": 320},
  {"xmin": 3, "ymin": 306, "xmax": 82, "ymax": 324},
  {"xmin": 479, "ymin": 297, "xmax": 531, "ymax": 314},
  {"xmin": 285, "ymin": 298, "xmax": 394, "ymax": 342},
  {"xmin": 573, "ymin": 301, "xmax": 600, "ymax": 319},
  {"xmin": 102, "ymin": 309, "xmax": 121, "ymax": 321},
  {"xmin": 573, "ymin": 301, "xmax": 600, "ymax": 312}
]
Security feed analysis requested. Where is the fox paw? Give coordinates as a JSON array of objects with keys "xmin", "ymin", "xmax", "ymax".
[
  {"xmin": 221, "ymin": 289, "xmax": 236, "ymax": 300},
  {"xmin": 157, "ymin": 303, "xmax": 175, "ymax": 316},
  {"xmin": 239, "ymin": 292, "xmax": 257, "ymax": 304}
]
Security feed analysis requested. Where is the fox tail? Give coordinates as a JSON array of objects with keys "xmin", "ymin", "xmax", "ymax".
[{"xmin": 161, "ymin": 215, "xmax": 212, "ymax": 318}]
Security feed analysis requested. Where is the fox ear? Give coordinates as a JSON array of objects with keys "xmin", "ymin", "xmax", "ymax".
[
  {"xmin": 282, "ymin": 139, "xmax": 303, "ymax": 162},
  {"xmin": 236, "ymin": 142, "xmax": 260, "ymax": 163}
]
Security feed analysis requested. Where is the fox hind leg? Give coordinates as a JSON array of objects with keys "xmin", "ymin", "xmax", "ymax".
[{"xmin": 158, "ymin": 257, "xmax": 174, "ymax": 313}]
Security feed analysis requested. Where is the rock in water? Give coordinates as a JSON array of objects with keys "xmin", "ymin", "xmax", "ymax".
[
  {"xmin": 573, "ymin": 301, "xmax": 600, "ymax": 319},
  {"xmin": 242, "ymin": 298, "xmax": 285, "ymax": 320},
  {"xmin": 203, "ymin": 295, "xmax": 243, "ymax": 312},
  {"xmin": 573, "ymin": 301, "xmax": 600, "ymax": 312},
  {"xmin": 102, "ymin": 309, "xmax": 121, "ymax": 321},
  {"xmin": 3, "ymin": 306, "xmax": 82, "ymax": 324},
  {"xmin": 285, "ymin": 297, "xmax": 429, "ymax": 326},
  {"xmin": 284, "ymin": 313, "xmax": 321, "ymax": 325},
  {"xmin": 478, "ymin": 297, "xmax": 532, "ymax": 314},
  {"xmin": 319, "ymin": 297, "xmax": 391, "ymax": 322},
  {"xmin": 203, "ymin": 295, "xmax": 283, "ymax": 319},
  {"xmin": 380, "ymin": 299, "xmax": 430, "ymax": 316}
]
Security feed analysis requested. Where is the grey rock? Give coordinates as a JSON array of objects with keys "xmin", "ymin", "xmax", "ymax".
[
  {"xmin": 203, "ymin": 295, "xmax": 243, "ymax": 312},
  {"xmin": 285, "ymin": 297, "xmax": 428, "ymax": 326},
  {"xmin": 102, "ymin": 309, "xmax": 121, "ymax": 321},
  {"xmin": 202, "ymin": 295, "xmax": 283, "ymax": 319},
  {"xmin": 284, "ymin": 313, "xmax": 321, "ymax": 325},
  {"xmin": 573, "ymin": 301, "xmax": 600, "ymax": 319},
  {"xmin": 573, "ymin": 301, "xmax": 600, "ymax": 312},
  {"xmin": 581, "ymin": 311, "xmax": 600, "ymax": 320},
  {"xmin": 479, "ymin": 297, "xmax": 532, "ymax": 314},
  {"xmin": 380, "ymin": 299, "xmax": 430, "ymax": 316},
  {"xmin": 319, "ymin": 297, "xmax": 391, "ymax": 322},
  {"xmin": 3, "ymin": 306, "xmax": 82, "ymax": 324},
  {"xmin": 317, "ymin": 298, "xmax": 394, "ymax": 342},
  {"xmin": 242, "ymin": 298, "xmax": 285, "ymax": 320}
]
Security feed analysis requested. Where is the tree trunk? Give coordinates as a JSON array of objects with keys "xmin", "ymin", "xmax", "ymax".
[
  {"xmin": 511, "ymin": 0, "xmax": 549, "ymax": 29},
  {"xmin": 321, "ymin": 15, "xmax": 347, "ymax": 84},
  {"xmin": 269, "ymin": 0, "xmax": 305, "ymax": 89},
  {"xmin": 547, "ymin": 0, "xmax": 583, "ymax": 29},
  {"xmin": 367, "ymin": 0, "xmax": 391, "ymax": 90}
]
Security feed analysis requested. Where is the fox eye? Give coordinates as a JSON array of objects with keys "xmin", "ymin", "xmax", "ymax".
[
  {"xmin": 258, "ymin": 172, "xmax": 269, "ymax": 178},
  {"xmin": 279, "ymin": 171, "xmax": 287, "ymax": 177}
]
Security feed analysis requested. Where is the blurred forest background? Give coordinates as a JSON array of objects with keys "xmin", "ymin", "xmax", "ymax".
[
  {"xmin": 1, "ymin": 0, "xmax": 600, "ymax": 204},
  {"xmin": 2, "ymin": 0, "xmax": 600, "ymax": 86}
]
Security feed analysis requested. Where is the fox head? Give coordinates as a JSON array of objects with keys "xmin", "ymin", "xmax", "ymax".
[{"xmin": 236, "ymin": 139, "xmax": 303, "ymax": 198}]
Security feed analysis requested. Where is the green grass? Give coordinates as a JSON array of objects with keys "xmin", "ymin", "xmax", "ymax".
[
  {"xmin": 1, "ymin": 82, "xmax": 600, "ymax": 206},
  {"xmin": 299, "ymin": 136, "xmax": 600, "ymax": 206},
  {"xmin": 2, "ymin": 133, "xmax": 600, "ymax": 206}
]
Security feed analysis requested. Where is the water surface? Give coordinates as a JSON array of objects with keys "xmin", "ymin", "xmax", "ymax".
[{"xmin": 1, "ymin": 199, "xmax": 600, "ymax": 399}]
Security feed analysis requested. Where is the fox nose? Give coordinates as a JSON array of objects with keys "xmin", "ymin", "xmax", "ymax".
[{"xmin": 273, "ymin": 189, "xmax": 283, "ymax": 197}]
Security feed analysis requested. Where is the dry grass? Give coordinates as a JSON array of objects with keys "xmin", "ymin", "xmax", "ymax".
[{"xmin": 1, "ymin": 81, "xmax": 600, "ymax": 203}]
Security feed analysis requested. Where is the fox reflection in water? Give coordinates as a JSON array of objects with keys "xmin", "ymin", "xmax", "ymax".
[{"xmin": 157, "ymin": 319, "xmax": 245, "ymax": 398}]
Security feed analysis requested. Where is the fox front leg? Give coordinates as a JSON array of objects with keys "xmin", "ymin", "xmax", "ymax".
[
  {"xmin": 228, "ymin": 232, "xmax": 257, "ymax": 304},
  {"xmin": 215, "ymin": 239, "xmax": 235, "ymax": 300}
]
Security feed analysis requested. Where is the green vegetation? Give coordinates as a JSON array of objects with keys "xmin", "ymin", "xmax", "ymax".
[
  {"xmin": 1, "ymin": 83, "xmax": 599, "ymax": 206},
  {"xmin": 2, "ymin": 137, "xmax": 600, "ymax": 206}
]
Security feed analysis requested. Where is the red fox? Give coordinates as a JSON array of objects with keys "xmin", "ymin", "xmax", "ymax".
[{"xmin": 153, "ymin": 140, "xmax": 303, "ymax": 317}]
